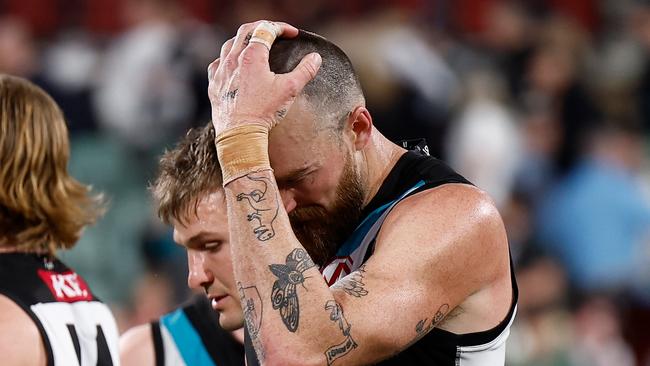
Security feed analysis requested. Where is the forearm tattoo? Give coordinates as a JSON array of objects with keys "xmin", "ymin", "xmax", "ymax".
[
  {"xmin": 269, "ymin": 248, "xmax": 317, "ymax": 332},
  {"xmin": 238, "ymin": 282, "xmax": 265, "ymax": 361},
  {"xmin": 236, "ymin": 174, "xmax": 279, "ymax": 241},
  {"xmin": 331, "ymin": 264, "xmax": 368, "ymax": 298},
  {"xmin": 324, "ymin": 300, "xmax": 358, "ymax": 365}
]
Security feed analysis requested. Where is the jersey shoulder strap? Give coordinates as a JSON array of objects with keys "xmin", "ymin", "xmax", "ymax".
[
  {"xmin": 158, "ymin": 295, "xmax": 245, "ymax": 366},
  {"xmin": 151, "ymin": 320, "xmax": 165, "ymax": 366}
]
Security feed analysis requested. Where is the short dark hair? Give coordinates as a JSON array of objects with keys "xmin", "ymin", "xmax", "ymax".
[
  {"xmin": 151, "ymin": 123, "xmax": 223, "ymax": 225},
  {"xmin": 269, "ymin": 30, "xmax": 365, "ymax": 129}
]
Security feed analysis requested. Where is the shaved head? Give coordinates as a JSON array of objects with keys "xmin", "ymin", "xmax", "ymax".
[{"xmin": 269, "ymin": 30, "xmax": 365, "ymax": 131}]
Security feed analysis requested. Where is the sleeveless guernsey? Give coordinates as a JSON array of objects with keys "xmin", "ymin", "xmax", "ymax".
[
  {"xmin": 245, "ymin": 150, "xmax": 518, "ymax": 365},
  {"xmin": 320, "ymin": 151, "xmax": 518, "ymax": 365}
]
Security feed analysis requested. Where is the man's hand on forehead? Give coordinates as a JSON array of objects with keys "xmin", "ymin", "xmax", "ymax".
[
  {"xmin": 208, "ymin": 20, "xmax": 322, "ymax": 185},
  {"xmin": 207, "ymin": 20, "xmax": 322, "ymax": 134}
]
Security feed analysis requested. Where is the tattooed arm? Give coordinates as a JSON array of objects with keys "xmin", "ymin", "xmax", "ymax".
[
  {"xmin": 224, "ymin": 171, "xmax": 512, "ymax": 366},
  {"xmin": 207, "ymin": 20, "xmax": 512, "ymax": 366}
]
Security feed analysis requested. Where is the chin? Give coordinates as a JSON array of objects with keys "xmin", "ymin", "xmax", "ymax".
[{"xmin": 218, "ymin": 311, "xmax": 245, "ymax": 331}]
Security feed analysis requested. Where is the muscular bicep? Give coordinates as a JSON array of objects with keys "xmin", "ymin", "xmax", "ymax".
[
  {"xmin": 328, "ymin": 255, "xmax": 460, "ymax": 363},
  {"xmin": 327, "ymin": 185, "xmax": 509, "ymax": 364},
  {"xmin": 0, "ymin": 295, "xmax": 47, "ymax": 366}
]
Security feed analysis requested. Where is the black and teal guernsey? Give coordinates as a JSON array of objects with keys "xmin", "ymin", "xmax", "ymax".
[
  {"xmin": 0, "ymin": 253, "xmax": 120, "ymax": 365},
  {"xmin": 319, "ymin": 151, "xmax": 518, "ymax": 365},
  {"xmin": 151, "ymin": 295, "xmax": 245, "ymax": 366}
]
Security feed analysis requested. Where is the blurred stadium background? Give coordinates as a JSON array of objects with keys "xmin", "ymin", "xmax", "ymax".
[{"xmin": 2, "ymin": 0, "xmax": 650, "ymax": 364}]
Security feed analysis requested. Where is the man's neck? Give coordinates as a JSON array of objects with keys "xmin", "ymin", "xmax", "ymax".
[
  {"xmin": 231, "ymin": 327, "xmax": 245, "ymax": 344},
  {"xmin": 361, "ymin": 128, "xmax": 407, "ymax": 207}
]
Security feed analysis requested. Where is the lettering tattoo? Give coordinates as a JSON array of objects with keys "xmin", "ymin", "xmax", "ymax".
[
  {"xmin": 324, "ymin": 300, "xmax": 358, "ymax": 365},
  {"xmin": 269, "ymin": 248, "xmax": 317, "ymax": 332},
  {"xmin": 236, "ymin": 174, "xmax": 279, "ymax": 241},
  {"xmin": 275, "ymin": 108, "xmax": 287, "ymax": 119},
  {"xmin": 237, "ymin": 282, "xmax": 265, "ymax": 361},
  {"xmin": 331, "ymin": 264, "xmax": 368, "ymax": 298},
  {"xmin": 412, "ymin": 303, "xmax": 450, "ymax": 345},
  {"xmin": 223, "ymin": 88, "xmax": 238, "ymax": 100}
]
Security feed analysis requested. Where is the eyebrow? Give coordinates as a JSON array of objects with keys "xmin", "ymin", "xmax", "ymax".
[{"xmin": 276, "ymin": 166, "xmax": 317, "ymax": 187}]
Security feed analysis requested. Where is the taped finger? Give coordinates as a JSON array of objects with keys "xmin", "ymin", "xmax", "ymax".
[{"xmin": 249, "ymin": 21, "xmax": 282, "ymax": 50}]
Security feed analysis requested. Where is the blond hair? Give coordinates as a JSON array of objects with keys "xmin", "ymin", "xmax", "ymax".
[
  {"xmin": 0, "ymin": 74, "xmax": 104, "ymax": 254},
  {"xmin": 152, "ymin": 123, "xmax": 223, "ymax": 225}
]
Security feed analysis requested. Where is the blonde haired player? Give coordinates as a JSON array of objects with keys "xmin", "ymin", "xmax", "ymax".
[
  {"xmin": 0, "ymin": 75, "xmax": 119, "ymax": 365},
  {"xmin": 121, "ymin": 124, "xmax": 246, "ymax": 366}
]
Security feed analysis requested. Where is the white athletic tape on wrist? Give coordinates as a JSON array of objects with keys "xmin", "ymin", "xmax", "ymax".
[{"xmin": 215, "ymin": 124, "xmax": 272, "ymax": 185}]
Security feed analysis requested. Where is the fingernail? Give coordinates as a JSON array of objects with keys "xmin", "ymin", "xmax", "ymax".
[{"xmin": 311, "ymin": 53, "xmax": 322, "ymax": 65}]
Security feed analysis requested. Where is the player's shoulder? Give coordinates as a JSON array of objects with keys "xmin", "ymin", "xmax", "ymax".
[
  {"xmin": 392, "ymin": 183, "xmax": 501, "ymax": 226},
  {"xmin": 379, "ymin": 183, "xmax": 506, "ymax": 254},
  {"xmin": 120, "ymin": 322, "xmax": 155, "ymax": 366},
  {"xmin": 0, "ymin": 294, "xmax": 47, "ymax": 365}
]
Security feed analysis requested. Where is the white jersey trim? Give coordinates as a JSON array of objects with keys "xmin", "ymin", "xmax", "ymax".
[
  {"xmin": 160, "ymin": 325, "xmax": 187, "ymax": 366},
  {"xmin": 456, "ymin": 305, "xmax": 517, "ymax": 366}
]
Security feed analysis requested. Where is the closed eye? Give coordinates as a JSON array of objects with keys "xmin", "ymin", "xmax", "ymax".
[
  {"xmin": 204, "ymin": 241, "xmax": 222, "ymax": 252},
  {"xmin": 277, "ymin": 166, "xmax": 318, "ymax": 189},
  {"xmin": 287, "ymin": 172, "xmax": 316, "ymax": 188}
]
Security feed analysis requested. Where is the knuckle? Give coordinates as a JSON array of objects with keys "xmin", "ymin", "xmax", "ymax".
[
  {"xmin": 207, "ymin": 83, "xmax": 220, "ymax": 97},
  {"xmin": 220, "ymin": 39, "xmax": 233, "ymax": 53},
  {"xmin": 303, "ymin": 63, "xmax": 318, "ymax": 78},
  {"xmin": 238, "ymin": 22, "xmax": 255, "ymax": 35},
  {"xmin": 223, "ymin": 56, "xmax": 237, "ymax": 69},
  {"xmin": 207, "ymin": 60, "xmax": 218, "ymax": 74},
  {"xmin": 285, "ymin": 78, "xmax": 299, "ymax": 95},
  {"xmin": 239, "ymin": 48, "xmax": 257, "ymax": 65}
]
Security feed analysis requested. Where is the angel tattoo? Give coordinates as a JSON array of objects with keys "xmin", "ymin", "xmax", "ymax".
[{"xmin": 269, "ymin": 248, "xmax": 316, "ymax": 332}]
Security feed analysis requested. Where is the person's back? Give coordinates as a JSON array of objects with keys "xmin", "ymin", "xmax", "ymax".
[{"xmin": 0, "ymin": 74, "xmax": 120, "ymax": 365}]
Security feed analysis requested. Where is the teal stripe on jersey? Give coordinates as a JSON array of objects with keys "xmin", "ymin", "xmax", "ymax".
[
  {"xmin": 161, "ymin": 308, "xmax": 216, "ymax": 366},
  {"xmin": 335, "ymin": 180, "xmax": 425, "ymax": 256}
]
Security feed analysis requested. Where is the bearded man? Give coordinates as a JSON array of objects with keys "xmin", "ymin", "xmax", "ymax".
[{"xmin": 207, "ymin": 21, "xmax": 517, "ymax": 366}]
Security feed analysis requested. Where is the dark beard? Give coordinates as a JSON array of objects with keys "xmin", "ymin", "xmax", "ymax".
[{"xmin": 289, "ymin": 157, "xmax": 365, "ymax": 266}]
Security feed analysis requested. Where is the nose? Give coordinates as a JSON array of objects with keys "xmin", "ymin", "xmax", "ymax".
[
  {"xmin": 279, "ymin": 188, "xmax": 297, "ymax": 214},
  {"xmin": 187, "ymin": 250, "xmax": 213, "ymax": 291}
]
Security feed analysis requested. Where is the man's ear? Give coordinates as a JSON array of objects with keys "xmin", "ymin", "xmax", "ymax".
[{"xmin": 344, "ymin": 106, "xmax": 373, "ymax": 151}]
